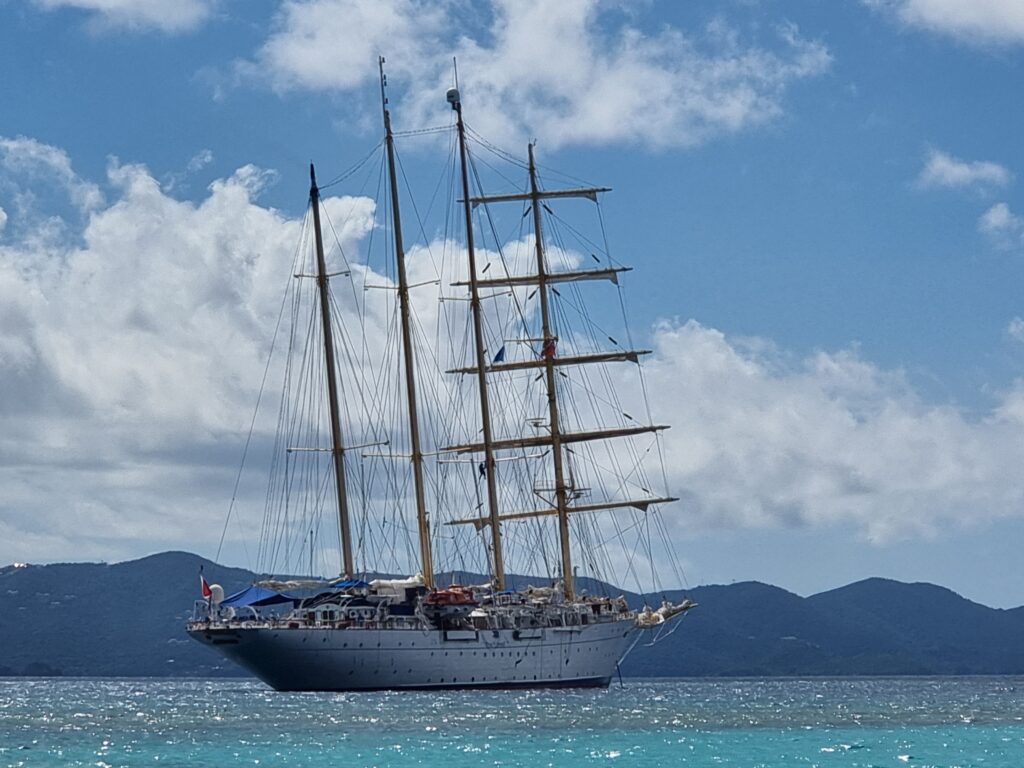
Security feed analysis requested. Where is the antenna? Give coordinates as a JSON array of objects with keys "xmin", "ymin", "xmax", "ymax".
[
  {"xmin": 378, "ymin": 55, "xmax": 389, "ymax": 120},
  {"xmin": 447, "ymin": 58, "xmax": 461, "ymax": 110}
]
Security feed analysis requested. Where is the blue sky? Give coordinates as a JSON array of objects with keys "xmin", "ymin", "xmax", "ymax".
[{"xmin": 3, "ymin": 0, "xmax": 1024, "ymax": 606}]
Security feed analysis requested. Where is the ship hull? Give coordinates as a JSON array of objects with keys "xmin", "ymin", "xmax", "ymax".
[{"xmin": 188, "ymin": 619, "xmax": 637, "ymax": 691}]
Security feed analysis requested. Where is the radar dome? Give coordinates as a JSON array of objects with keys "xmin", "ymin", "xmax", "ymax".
[{"xmin": 209, "ymin": 584, "xmax": 224, "ymax": 606}]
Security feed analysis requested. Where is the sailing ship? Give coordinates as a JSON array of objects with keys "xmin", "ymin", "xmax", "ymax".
[{"xmin": 187, "ymin": 61, "xmax": 693, "ymax": 691}]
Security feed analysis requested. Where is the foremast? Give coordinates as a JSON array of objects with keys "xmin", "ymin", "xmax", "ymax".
[
  {"xmin": 309, "ymin": 165, "xmax": 354, "ymax": 578},
  {"xmin": 380, "ymin": 58, "xmax": 434, "ymax": 588}
]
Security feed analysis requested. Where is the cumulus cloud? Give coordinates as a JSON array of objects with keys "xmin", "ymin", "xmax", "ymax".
[
  {"xmin": 31, "ymin": 0, "xmax": 215, "ymax": 33},
  {"xmin": 0, "ymin": 138, "xmax": 376, "ymax": 566},
  {"xmin": 246, "ymin": 0, "xmax": 831, "ymax": 149},
  {"xmin": 0, "ymin": 135, "xmax": 104, "ymax": 215},
  {"xmin": 255, "ymin": 0, "xmax": 446, "ymax": 92},
  {"xmin": 6, "ymin": 135, "xmax": 1024, "ymax": 574},
  {"xmin": 186, "ymin": 149, "xmax": 215, "ymax": 173},
  {"xmin": 917, "ymin": 149, "xmax": 1012, "ymax": 191},
  {"xmin": 646, "ymin": 322, "xmax": 1024, "ymax": 543},
  {"xmin": 866, "ymin": 0, "xmax": 1024, "ymax": 45},
  {"xmin": 978, "ymin": 202, "xmax": 1024, "ymax": 250},
  {"xmin": 1007, "ymin": 317, "xmax": 1024, "ymax": 343}
]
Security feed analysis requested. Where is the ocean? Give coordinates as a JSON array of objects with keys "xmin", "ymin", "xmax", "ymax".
[{"xmin": 1, "ymin": 677, "xmax": 1021, "ymax": 767}]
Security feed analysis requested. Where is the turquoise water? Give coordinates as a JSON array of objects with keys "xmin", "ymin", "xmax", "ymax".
[{"xmin": 1, "ymin": 677, "xmax": 1021, "ymax": 766}]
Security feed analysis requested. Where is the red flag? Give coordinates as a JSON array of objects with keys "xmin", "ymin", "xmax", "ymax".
[
  {"xmin": 200, "ymin": 574, "xmax": 212, "ymax": 599},
  {"xmin": 541, "ymin": 339, "xmax": 556, "ymax": 359}
]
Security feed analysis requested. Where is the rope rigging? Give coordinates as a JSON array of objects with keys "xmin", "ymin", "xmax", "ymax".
[{"xmin": 226, "ymin": 117, "xmax": 687, "ymax": 596}]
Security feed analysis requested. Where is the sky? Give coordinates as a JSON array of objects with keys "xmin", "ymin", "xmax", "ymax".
[{"xmin": 3, "ymin": 0, "xmax": 1024, "ymax": 606}]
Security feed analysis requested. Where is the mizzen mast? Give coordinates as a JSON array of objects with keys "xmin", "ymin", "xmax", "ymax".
[
  {"xmin": 380, "ymin": 58, "xmax": 434, "ymax": 587},
  {"xmin": 449, "ymin": 85, "xmax": 506, "ymax": 591},
  {"xmin": 309, "ymin": 164, "xmax": 354, "ymax": 578}
]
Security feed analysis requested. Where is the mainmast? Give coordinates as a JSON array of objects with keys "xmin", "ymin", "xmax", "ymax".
[
  {"xmin": 309, "ymin": 164, "xmax": 355, "ymax": 578},
  {"xmin": 449, "ymin": 85, "xmax": 506, "ymax": 590},
  {"xmin": 380, "ymin": 59, "xmax": 433, "ymax": 588},
  {"xmin": 526, "ymin": 143, "xmax": 574, "ymax": 599}
]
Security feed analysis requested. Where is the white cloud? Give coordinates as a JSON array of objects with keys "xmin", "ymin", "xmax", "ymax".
[
  {"xmin": 979, "ymin": 202, "xmax": 1024, "ymax": 250},
  {"xmin": 866, "ymin": 0, "xmax": 1024, "ymax": 45},
  {"xmin": 0, "ymin": 206, "xmax": 7, "ymax": 234},
  {"xmin": 0, "ymin": 135, "xmax": 104, "ymax": 214},
  {"xmin": 255, "ymin": 0, "xmax": 446, "ymax": 92},
  {"xmin": 0, "ymin": 141, "xmax": 377, "ymax": 565},
  {"xmin": 917, "ymin": 149, "xmax": 1012, "ymax": 191},
  {"xmin": 32, "ymin": 0, "xmax": 215, "ymax": 32},
  {"xmin": 646, "ymin": 321, "xmax": 1024, "ymax": 543},
  {"xmin": 162, "ymin": 149, "xmax": 217, "ymax": 193},
  {"xmin": 247, "ymin": 0, "xmax": 831, "ymax": 149},
  {"xmin": 1007, "ymin": 317, "xmax": 1024, "ymax": 343},
  {"xmin": 186, "ymin": 149, "xmax": 214, "ymax": 173},
  {"xmin": 7, "ymin": 136, "xmax": 1024, "ymax": 573}
]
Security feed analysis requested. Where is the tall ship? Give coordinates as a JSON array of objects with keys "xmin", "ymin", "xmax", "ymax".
[{"xmin": 188, "ymin": 62, "xmax": 693, "ymax": 691}]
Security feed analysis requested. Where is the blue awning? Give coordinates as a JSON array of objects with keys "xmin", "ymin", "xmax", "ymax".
[
  {"xmin": 331, "ymin": 578, "xmax": 370, "ymax": 589},
  {"xmin": 221, "ymin": 585, "xmax": 297, "ymax": 607}
]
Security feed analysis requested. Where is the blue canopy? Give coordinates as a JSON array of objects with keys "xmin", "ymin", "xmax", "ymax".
[
  {"xmin": 331, "ymin": 578, "xmax": 370, "ymax": 589},
  {"xmin": 221, "ymin": 585, "xmax": 297, "ymax": 608}
]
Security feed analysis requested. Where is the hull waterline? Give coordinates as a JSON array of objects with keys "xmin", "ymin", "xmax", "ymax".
[{"xmin": 188, "ymin": 620, "xmax": 639, "ymax": 692}]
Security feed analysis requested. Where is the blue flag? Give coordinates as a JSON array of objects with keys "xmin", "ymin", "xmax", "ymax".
[{"xmin": 492, "ymin": 345, "xmax": 506, "ymax": 364}]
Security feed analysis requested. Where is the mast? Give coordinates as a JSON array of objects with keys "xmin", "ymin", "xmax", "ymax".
[
  {"xmin": 309, "ymin": 164, "xmax": 355, "ymax": 578},
  {"xmin": 440, "ymin": 148, "xmax": 678, "ymax": 592},
  {"xmin": 448, "ymin": 85, "xmax": 506, "ymax": 590},
  {"xmin": 527, "ymin": 143, "xmax": 574, "ymax": 600},
  {"xmin": 380, "ymin": 59, "xmax": 433, "ymax": 587}
]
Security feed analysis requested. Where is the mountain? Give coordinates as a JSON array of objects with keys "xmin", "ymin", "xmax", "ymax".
[
  {"xmin": 2, "ymin": 552, "xmax": 1023, "ymax": 678},
  {"xmin": 0, "ymin": 552, "xmax": 252, "ymax": 677},
  {"xmin": 803, "ymin": 578, "xmax": 1024, "ymax": 674}
]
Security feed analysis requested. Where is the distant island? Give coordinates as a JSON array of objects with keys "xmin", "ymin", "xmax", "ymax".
[{"xmin": 2, "ymin": 551, "xmax": 1022, "ymax": 678}]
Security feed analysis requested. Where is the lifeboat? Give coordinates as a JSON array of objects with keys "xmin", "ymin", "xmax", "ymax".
[{"xmin": 423, "ymin": 586, "xmax": 477, "ymax": 607}]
